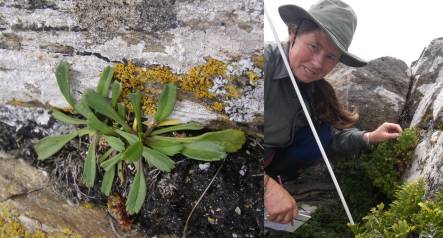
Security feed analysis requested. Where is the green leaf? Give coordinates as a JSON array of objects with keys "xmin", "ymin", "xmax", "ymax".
[
  {"xmin": 104, "ymin": 136, "xmax": 125, "ymax": 152},
  {"xmin": 87, "ymin": 112, "xmax": 116, "ymax": 136},
  {"xmin": 142, "ymin": 147, "xmax": 175, "ymax": 172},
  {"xmin": 129, "ymin": 91, "xmax": 142, "ymax": 133},
  {"xmin": 74, "ymin": 96, "xmax": 92, "ymax": 118},
  {"xmin": 96, "ymin": 66, "xmax": 115, "ymax": 97},
  {"xmin": 151, "ymin": 122, "xmax": 203, "ymax": 136},
  {"xmin": 147, "ymin": 139, "xmax": 183, "ymax": 156},
  {"xmin": 111, "ymin": 81, "xmax": 122, "ymax": 108},
  {"xmin": 35, "ymin": 131, "xmax": 78, "ymax": 160},
  {"xmin": 154, "ymin": 83, "xmax": 177, "ymax": 123},
  {"xmin": 100, "ymin": 153, "xmax": 123, "ymax": 171},
  {"xmin": 152, "ymin": 129, "xmax": 245, "ymax": 152},
  {"xmin": 52, "ymin": 109, "xmax": 87, "ymax": 125},
  {"xmin": 122, "ymin": 141, "xmax": 143, "ymax": 162},
  {"xmin": 84, "ymin": 89, "xmax": 131, "ymax": 131},
  {"xmin": 99, "ymin": 148, "xmax": 114, "ymax": 163},
  {"xmin": 55, "ymin": 62, "xmax": 75, "ymax": 108},
  {"xmin": 181, "ymin": 141, "xmax": 226, "ymax": 161},
  {"xmin": 126, "ymin": 161, "xmax": 147, "ymax": 215},
  {"xmin": 100, "ymin": 164, "xmax": 116, "ymax": 196},
  {"xmin": 117, "ymin": 103, "xmax": 126, "ymax": 120},
  {"xmin": 115, "ymin": 129, "xmax": 138, "ymax": 145},
  {"xmin": 78, "ymin": 128, "xmax": 90, "ymax": 137},
  {"xmin": 82, "ymin": 137, "xmax": 97, "ymax": 188}
]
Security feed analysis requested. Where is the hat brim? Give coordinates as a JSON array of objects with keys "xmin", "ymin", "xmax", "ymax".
[{"xmin": 278, "ymin": 5, "xmax": 367, "ymax": 67}]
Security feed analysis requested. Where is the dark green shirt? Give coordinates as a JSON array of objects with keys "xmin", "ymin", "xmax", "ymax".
[{"xmin": 264, "ymin": 42, "xmax": 368, "ymax": 154}]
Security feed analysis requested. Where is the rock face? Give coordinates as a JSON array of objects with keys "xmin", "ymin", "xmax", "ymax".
[
  {"xmin": 403, "ymin": 38, "xmax": 443, "ymax": 196},
  {"xmin": 403, "ymin": 38, "xmax": 443, "ymax": 125},
  {"xmin": 0, "ymin": 153, "xmax": 136, "ymax": 237},
  {"xmin": 0, "ymin": 0, "xmax": 264, "ymax": 124},
  {"xmin": 326, "ymin": 57, "xmax": 409, "ymax": 131}
]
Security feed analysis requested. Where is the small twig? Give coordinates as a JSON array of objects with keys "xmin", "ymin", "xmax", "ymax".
[
  {"xmin": 108, "ymin": 217, "xmax": 125, "ymax": 238},
  {"xmin": 0, "ymin": 186, "xmax": 48, "ymax": 203},
  {"xmin": 182, "ymin": 162, "xmax": 224, "ymax": 238}
]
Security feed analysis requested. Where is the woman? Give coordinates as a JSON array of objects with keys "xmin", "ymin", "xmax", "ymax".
[{"xmin": 264, "ymin": 0, "xmax": 402, "ymax": 224}]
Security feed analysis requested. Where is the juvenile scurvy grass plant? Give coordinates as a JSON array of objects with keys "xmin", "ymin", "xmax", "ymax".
[
  {"xmin": 34, "ymin": 62, "xmax": 245, "ymax": 214},
  {"xmin": 350, "ymin": 179, "xmax": 443, "ymax": 237}
]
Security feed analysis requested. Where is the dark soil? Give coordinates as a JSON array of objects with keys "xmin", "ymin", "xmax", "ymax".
[{"xmin": 0, "ymin": 117, "xmax": 264, "ymax": 237}]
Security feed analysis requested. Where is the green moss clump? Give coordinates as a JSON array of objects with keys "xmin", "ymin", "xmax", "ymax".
[
  {"xmin": 361, "ymin": 128, "xmax": 418, "ymax": 199},
  {"xmin": 350, "ymin": 179, "xmax": 443, "ymax": 237}
]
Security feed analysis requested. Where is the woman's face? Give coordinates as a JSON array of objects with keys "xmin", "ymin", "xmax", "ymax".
[{"xmin": 288, "ymin": 29, "xmax": 342, "ymax": 83}]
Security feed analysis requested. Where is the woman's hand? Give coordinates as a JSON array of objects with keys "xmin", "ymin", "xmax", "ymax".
[
  {"xmin": 365, "ymin": 122, "xmax": 402, "ymax": 144},
  {"xmin": 264, "ymin": 175, "xmax": 298, "ymax": 224}
]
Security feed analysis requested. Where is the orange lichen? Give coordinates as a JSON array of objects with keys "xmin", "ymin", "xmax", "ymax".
[
  {"xmin": 180, "ymin": 58, "xmax": 227, "ymax": 99},
  {"xmin": 145, "ymin": 66, "xmax": 178, "ymax": 84},
  {"xmin": 113, "ymin": 58, "xmax": 229, "ymax": 115},
  {"xmin": 211, "ymin": 102, "xmax": 224, "ymax": 112}
]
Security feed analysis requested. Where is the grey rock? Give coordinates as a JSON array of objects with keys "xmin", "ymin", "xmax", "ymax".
[
  {"xmin": 326, "ymin": 57, "xmax": 409, "ymax": 131},
  {"xmin": 404, "ymin": 38, "xmax": 443, "ymax": 124}
]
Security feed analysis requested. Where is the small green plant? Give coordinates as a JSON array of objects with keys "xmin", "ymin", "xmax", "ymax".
[
  {"xmin": 350, "ymin": 179, "xmax": 443, "ymax": 237},
  {"xmin": 34, "ymin": 62, "xmax": 245, "ymax": 214},
  {"xmin": 361, "ymin": 128, "xmax": 418, "ymax": 199}
]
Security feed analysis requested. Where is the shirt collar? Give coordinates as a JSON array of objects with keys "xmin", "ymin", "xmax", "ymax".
[{"xmin": 272, "ymin": 42, "xmax": 291, "ymax": 80}]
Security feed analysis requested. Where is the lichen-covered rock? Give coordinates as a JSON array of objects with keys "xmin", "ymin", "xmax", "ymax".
[
  {"xmin": 402, "ymin": 38, "xmax": 443, "ymax": 197},
  {"xmin": 399, "ymin": 38, "xmax": 443, "ymax": 126},
  {"xmin": 403, "ymin": 131, "xmax": 443, "ymax": 197},
  {"xmin": 0, "ymin": 0, "xmax": 263, "ymax": 125},
  {"xmin": 326, "ymin": 57, "xmax": 409, "ymax": 130}
]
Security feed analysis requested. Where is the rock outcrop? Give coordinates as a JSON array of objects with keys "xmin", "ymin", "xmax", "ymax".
[
  {"xmin": 403, "ymin": 38, "xmax": 443, "ymax": 197},
  {"xmin": 326, "ymin": 57, "xmax": 409, "ymax": 131}
]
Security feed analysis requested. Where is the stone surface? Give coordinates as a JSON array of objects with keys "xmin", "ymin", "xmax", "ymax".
[
  {"xmin": 326, "ymin": 57, "xmax": 409, "ymax": 131},
  {"xmin": 0, "ymin": 153, "xmax": 139, "ymax": 237},
  {"xmin": 402, "ymin": 38, "xmax": 443, "ymax": 125},
  {"xmin": 403, "ymin": 131, "xmax": 443, "ymax": 197},
  {"xmin": 0, "ymin": 0, "xmax": 264, "ymax": 124}
]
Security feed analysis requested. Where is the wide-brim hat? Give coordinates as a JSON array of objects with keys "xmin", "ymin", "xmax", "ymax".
[{"xmin": 279, "ymin": 0, "xmax": 367, "ymax": 67}]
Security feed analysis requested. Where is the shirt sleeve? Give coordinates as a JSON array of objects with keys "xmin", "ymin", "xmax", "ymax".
[{"xmin": 329, "ymin": 127, "xmax": 371, "ymax": 154}]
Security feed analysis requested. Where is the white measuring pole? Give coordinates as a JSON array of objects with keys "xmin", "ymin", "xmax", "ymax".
[{"xmin": 264, "ymin": 8, "xmax": 355, "ymax": 225}]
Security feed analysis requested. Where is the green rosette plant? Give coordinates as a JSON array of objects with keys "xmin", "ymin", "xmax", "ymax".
[{"xmin": 34, "ymin": 62, "xmax": 246, "ymax": 214}]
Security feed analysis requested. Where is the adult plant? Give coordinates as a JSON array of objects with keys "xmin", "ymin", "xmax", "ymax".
[{"xmin": 34, "ymin": 62, "xmax": 245, "ymax": 214}]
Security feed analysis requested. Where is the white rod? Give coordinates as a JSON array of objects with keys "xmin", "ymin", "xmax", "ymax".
[{"xmin": 264, "ymin": 7, "xmax": 354, "ymax": 225}]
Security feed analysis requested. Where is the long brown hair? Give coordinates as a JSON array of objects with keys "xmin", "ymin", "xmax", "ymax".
[
  {"xmin": 289, "ymin": 19, "xmax": 359, "ymax": 128},
  {"xmin": 313, "ymin": 79, "xmax": 358, "ymax": 128}
]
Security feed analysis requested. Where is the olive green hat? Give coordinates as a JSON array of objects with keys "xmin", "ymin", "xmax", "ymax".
[{"xmin": 279, "ymin": 0, "xmax": 367, "ymax": 67}]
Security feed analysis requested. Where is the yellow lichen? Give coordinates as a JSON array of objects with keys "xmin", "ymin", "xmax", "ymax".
[
  {"xmin": 145, "ymin": 66, "xmax": 178, "ymax": 84},
  {"xmin": 180, "ymin": 58, "xmax": 227, "ymax": 99},
  {"xmin": 252, "ymin": 54, "xmax": 264, "ymax": 69},
  {"xmin": 0, "ymin": 204, "xmax": 85, "ymax": 238},
  {"xmin": 225, "ymin": 85, "xmax": 241, "ymax": 98},
  {"xmin": 246, "ymin": 70, "xmax": 258, "ymax": 82},
  {"xmin": 113, "ymin": 58, "xmax": 229, "ymax": 115},
  {"xmin": 82, "ymin": 202, "xmax": 93, "ymax": 209},
  {"xmin": 211, "ymin": 102, "xmax": 224, "ymax": 112}
]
